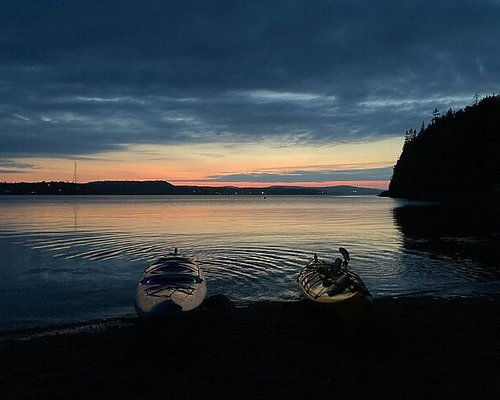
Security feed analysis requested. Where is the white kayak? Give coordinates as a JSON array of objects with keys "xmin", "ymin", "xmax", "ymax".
[
  {"xmin": 298, "ymin": 247, "xmax": 372, "ymax": 304},
  {"xmin": 134, "ymin": 250, "xmax": 207, "ymax": 317}
]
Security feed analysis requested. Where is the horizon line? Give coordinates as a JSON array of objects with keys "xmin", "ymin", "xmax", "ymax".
[{"xmin": 1, "ymin": 179, "xmax": 388, "ymax": 190}]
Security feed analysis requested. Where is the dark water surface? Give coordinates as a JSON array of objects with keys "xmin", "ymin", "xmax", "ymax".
[{"xmin": 0, "ymin": 195, "xmax": 498, "ymax": 331}]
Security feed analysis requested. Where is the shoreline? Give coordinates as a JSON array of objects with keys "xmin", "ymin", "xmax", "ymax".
[
  {"xmin": 0, "ymin": 181, "xmax": 382, "ymax": 196},
  {"xmin": 1, "ymin": 296, "xmax": 499, "ymax": 399},
  {"xmin": 1, "ymin": 293, "xmax": 496, "ymax": 341}
]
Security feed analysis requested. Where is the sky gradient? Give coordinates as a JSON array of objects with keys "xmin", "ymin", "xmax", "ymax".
[{"xmin": 1, "ymin": 0, "xmax": 499, "ymax": 188}]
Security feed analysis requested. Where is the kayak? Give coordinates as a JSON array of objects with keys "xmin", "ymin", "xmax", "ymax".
[
  {"xmin": 297, "ymin": 247, "xmax": 372, "ymax": 304},
  {"xmin": 134, "ymin": 249, "xmax": 207, "ymax": 317}
]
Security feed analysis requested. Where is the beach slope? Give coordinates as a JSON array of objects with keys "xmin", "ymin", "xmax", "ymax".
[{"xmin": 1, "ymin": 297, "xmax": 499, "ymax": 399}]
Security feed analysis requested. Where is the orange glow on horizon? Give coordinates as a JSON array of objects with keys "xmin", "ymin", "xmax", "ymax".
[{"xmin": 0, "ymin": 137, "xmax": 402, "ymax": 190}]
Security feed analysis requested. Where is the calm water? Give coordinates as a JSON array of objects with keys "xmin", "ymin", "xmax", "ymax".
[{"xmin": 0, "ymin": 195, "xmax": 499, "ymax": 331}]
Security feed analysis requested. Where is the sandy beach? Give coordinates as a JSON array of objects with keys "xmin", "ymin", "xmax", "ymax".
[{"xmin": 1, "ymin": 296, "xmax": 499, "ymax": 400}]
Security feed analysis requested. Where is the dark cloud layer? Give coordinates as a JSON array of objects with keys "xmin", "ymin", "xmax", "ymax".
[
  {"xmin": 0, "ymin": 159, "xmax": 38, "ymax": 174},
  {"xmin": 1, "ymin": 0, "xmax": 499, "ymax": 157}
]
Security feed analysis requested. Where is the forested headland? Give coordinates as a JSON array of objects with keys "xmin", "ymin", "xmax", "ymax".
[{"xmin": 381, "ymin": 95, "xmax": 500, "ymax": 201}]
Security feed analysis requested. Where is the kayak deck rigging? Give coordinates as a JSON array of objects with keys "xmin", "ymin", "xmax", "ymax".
[
  {"xmin": 140, "ymin": 274, "xmax": 203, "ymax": 298},
  {"xmin": 135, "ymin": 249, "xmax": 208, "ymax": 316}
]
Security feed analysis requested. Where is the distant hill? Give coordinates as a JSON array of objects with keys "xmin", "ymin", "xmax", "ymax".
[
  {"xmin": 0, "ymin": 181, "xmax": 382, "ymax": 196},
  {"xmin": 381, "ymin": 95, "xmax": 500, "ymax": 201},
  {"xmin": 0, "ymin": 180, "xmax": 176, "ymax": 195}
]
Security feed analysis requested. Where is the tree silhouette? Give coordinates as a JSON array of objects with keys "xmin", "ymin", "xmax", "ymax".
[
  {"xmin": 384, "ymin": 95, "xmax": 500, "ymax": 200},
  {"xmin": 432, "ymin": 108, "xmax": 440, "ymax": 123}
]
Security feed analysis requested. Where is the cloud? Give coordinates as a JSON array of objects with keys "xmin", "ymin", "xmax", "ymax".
[
  {"xmin": 0, "ymin": 159, "xmax": 37, "ymax": 168},
  {"xmin": 0, "ymin": 169, "xmax": 31, "ymax": 174},
  {"xmin": 1, "ymin": 1, "xmax": 499, "ymax": 157},
  {"xmin": 0, "ymin": 159, "xmax": 38, "ymax": 174},
  {"xmin": 206, "ymin": 167, "xmax": 393, "ymax": 183}
]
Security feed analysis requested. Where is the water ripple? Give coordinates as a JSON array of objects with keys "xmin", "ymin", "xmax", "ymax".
[{"xmin": 1, "ymin": 196, "xmax": 499, "ymax": 331}]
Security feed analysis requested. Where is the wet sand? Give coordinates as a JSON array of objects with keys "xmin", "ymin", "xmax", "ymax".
[{"xmin": 1, "ymin": 296, "xmax": 499, "ymax": 400}]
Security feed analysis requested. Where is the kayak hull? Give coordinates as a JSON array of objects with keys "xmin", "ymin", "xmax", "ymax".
[
  {"xmin": 298, "ymin": 255, "xmax": 372, "ymax": 330},
  {"xmin": 135, "ymin": 254, "xmax": 207, "ymax": 317},
  {"xmin": 298, "ymin": 282, "xmax": 369, "ymax": 304}
]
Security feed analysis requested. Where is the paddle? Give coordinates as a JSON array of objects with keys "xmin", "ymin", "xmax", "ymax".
[{"xmin": 338, "ymin": 247, "xmax": 350, "ymax": 269}]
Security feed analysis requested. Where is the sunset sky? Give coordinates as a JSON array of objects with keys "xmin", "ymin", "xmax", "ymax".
[{"xmin": 1, "ymin": 1, "xmax": 499, "ymax": 188}]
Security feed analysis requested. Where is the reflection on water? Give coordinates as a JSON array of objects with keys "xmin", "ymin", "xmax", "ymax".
[
  {"xmin": 393, "ymin": 203, "xmax": 500, "ymax": 238},
  {"xmin": 393, "ymin": 203, "xmax": 500, "ymax": 280},
  {"xmin": 0, "ymin": 195, "xmax": 499, "ymax": 330}
]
